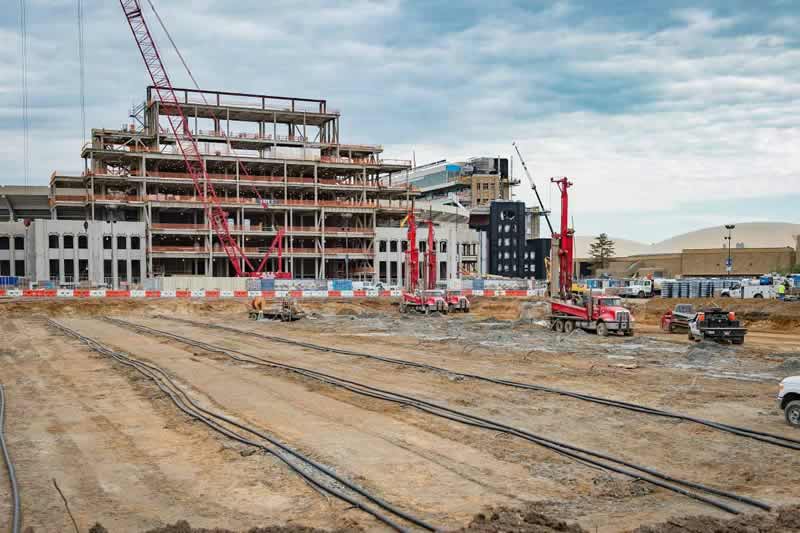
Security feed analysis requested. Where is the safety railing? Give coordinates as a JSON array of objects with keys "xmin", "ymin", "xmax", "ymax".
[
  {"xmin": 150, "ymin": 223, "xmax": 267, "ymax": 232},
  {"xmin": 150, "ymin": 223, "xmax": 210, "ymax": 231},
  {"xmin": 147, "ymin": 170, "xmax": 237, "ymax": 181},
  {"xmin": 323, "ymin": 248, "xmax": 374, "ymax": 255},
  {"xmin": 86, "ymin": 143, "xmax": 404, "ymax": 167},
  {"xmin": 94, "ymin": 195, "xmax": 145, "ymax": 203},
  {"xmin": 51, "ymin": 195, "xmax": 88, "ymax": 203},
  {"xmin": 180, "ymin": 246, "xmax": 374, "ymax": 256},
  {"xmin": 379, "ymin": 158, "xmax": 414, "ymax": 166},
  {"xmin": 239, "ymin": 174, "xmax": 284, "ymax": 183},
  {"xmin": 319, "ymin": 226, "xmax": 375, "ymax": 235},
  {"xmin": 147, "ymin": 224, "xmax": 374, "ymax": 235},
  {"xmin": 150, "ymin": 245, "xmax": 207, "ymax": 253}
]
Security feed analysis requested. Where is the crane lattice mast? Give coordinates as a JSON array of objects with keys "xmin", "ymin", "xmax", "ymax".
[{"xmin": 119, "ymin": 0, "xmax": 277, "ymax": 277}]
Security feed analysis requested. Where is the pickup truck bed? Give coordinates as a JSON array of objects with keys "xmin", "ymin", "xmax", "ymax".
[{"xmin": 689, "ymin": 307, "xmax": 747, "ymax": 344}]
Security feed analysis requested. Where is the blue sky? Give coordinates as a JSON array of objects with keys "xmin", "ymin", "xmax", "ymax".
[{"xmin": 1, "ymin": 0, "xmax": 799, "ymax": 242}]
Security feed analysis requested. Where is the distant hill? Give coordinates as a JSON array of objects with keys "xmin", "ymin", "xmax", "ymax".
[
  {"xmin": 648, "ymin": 222, "xmax": 800, "ymax": 253},
  {"xmin": 574, "ymin": 222, "xmax": 800, "ymax": 258}
]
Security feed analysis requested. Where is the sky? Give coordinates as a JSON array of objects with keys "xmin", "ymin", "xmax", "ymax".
[{"xmin": 1, "ymin": 0, "xmax": 799, "ymax": 243}]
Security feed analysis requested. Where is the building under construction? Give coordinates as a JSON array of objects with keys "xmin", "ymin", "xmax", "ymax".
[{"xmin": 49, "ymin": 86, "xmax": 417, "ymax": 280}]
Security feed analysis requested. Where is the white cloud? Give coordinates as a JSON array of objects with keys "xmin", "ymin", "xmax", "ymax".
[{"xmin": 1, "ymin": 1, "xmax": 798, "ymax": 241}]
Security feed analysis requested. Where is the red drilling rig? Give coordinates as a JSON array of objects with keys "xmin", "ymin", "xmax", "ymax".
[
  {"xmin": 551, "ymin": 177, "xmax": 574, "ymax": 300},
  {"xmin": 548, "ymin": 178, "xmax": 634, "ymax": 336},
  {"xmin": 399, "ymin": 208, "xmax": 447, "ymax": 314},
  {"xmin": 398, "ymin": 207, "xmax": 468, "ymax": 314}
]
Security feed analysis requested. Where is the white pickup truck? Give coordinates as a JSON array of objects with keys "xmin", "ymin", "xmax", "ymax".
[
  {"xmin": 779, "ymin": 376, "xmax": 800, "ymax": 427},
  {"xmin": 720, "ymin": 281, "xmax": 776, "ymax": 299}
]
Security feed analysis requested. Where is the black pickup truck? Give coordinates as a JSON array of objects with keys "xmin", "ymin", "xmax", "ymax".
[{"xmin": 687, "ymin": 307, "xmax": 747, "ymax": 344}]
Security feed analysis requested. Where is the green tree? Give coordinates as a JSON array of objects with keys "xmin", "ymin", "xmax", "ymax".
[{"xmin": 590, "ymin": 233, "xmax": 616, "ymax": 270}]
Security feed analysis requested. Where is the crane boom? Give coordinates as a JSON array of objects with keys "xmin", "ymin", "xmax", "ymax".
[
  {"xmin": 120, "ymin": 0, "xmax": 261, "ymax": 276},
  {"xmin": 512, "ymin": 142, "xmax": 554, "ymax": 234}
]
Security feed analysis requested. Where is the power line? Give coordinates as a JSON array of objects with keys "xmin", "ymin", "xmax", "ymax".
[{"xmin": 18, "ymin": 0, "xmax": 30, "ymax": 187}]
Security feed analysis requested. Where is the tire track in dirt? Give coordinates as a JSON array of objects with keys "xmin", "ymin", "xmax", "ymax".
[
  {"xmin": 62, "ymin": 317, "xmax": 551, "ymax": 527},
  {"xmin": 116, "ymin": 315, "xmax": 800, "ymax": 530},
  {"xmin": 4, "ymin": 319, "xmax": 327, "ymax": 531}
]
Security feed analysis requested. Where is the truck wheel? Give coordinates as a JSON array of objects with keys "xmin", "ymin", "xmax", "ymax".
[
  {"xmin": 624, "ymin": 329, "xmax": 633, "ymax": 337},
  {"xmin": 785, "ymin": 400, "xmax": 800, "ymax": 427},
  {"xmin": 754, "ymin": 293, "xmax": 764, "ymax": 298},
  {"xmin": 424, "ymin": 305, "xmax": 430, "ymax": 315},
  {"xmin": 554, "ymin": 320, "xmax": 565, "ymax": 333},
  {"xmin": 399, "ymin": 302, "xmax": 407, "ymax": 314},
  {"xmin": 448, "ymin": 304, "xmax": 454, "ymax": 314},
  {"xmin": 732, "ymin": 338, "xmax": 744, "ymax": 345},
  {"xmin": 564, "ymin": 320, "xmax": 575, "ymax": 333},
  {"xmin": 638, "ymin": 291, "xmax": 645, "ymax": 298},
  {"xmin": 687, "ymin": 331, "xmax": 694, "ymax": 341},
  {"xmin": 721, "ymin": 293, "xmax": 730, "ymax": 297},
  {"xmin": 596, "ymin": 322, "xmax": 609, "ymax": 337}
]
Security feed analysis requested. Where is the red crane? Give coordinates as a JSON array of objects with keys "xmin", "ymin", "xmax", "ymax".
[
  {"xmin": 119, "ymin": 0, "xmax": 282, "ymax": 277},
  {"xmin": 255, "ymin": 228, "xmax": 290, "ymax": 279},
  {"xmin": 550, "ymin": 177, "xmax": 574, "ymax": 299}
]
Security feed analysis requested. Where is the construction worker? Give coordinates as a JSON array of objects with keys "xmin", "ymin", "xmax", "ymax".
[{"xmin": 777, "ymin": 282, "xmax": 786, "ymax": 301}]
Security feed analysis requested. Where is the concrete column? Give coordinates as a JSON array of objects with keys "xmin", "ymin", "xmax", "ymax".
[
  {"xmin": 111, "ymin": 226, "xmax": 118, "ymax": 289},
  {"xmin": 314, "ymin": 165, "xmax": 318, "ymax": 203},
  {"xmin": 127, "ymin": 246, "xmax": 132, "ymax": 285},
  {"xmin": 320, "ymin": 208, "xmax": 326, "ymax": 278}
]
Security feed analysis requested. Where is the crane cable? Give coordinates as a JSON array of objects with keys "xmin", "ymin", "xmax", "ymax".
[
  {"xmin": 143, "ymin": 0, "xmax": 204, "ymax": 95},
  {"xmin": 18, "ymin": 0, "xmax": 30, "ymax": 188},
  {"xmin": 144, "ymin": 1, "xmax": 278, "ymax": 213},
  {"xmin": 77, "ymin": 0, "xmax": 86, "ymax": 144}
]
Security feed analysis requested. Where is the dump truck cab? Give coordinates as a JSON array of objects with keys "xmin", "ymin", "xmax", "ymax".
[
  {"xmin": 445, "ymin": 289, "xmax": 470, "ymax": 313},
  {"xmin": 550, "ymin": 295, "xmax": 634, "ymax": 336},
  {"xmin": 400, "ymin": 289, "xmax": 448, "ymax": 314}
]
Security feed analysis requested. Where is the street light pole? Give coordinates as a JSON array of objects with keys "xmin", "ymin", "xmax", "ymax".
[{"xmin": 724, "ymin": 224, "xmax": 736, "ymax": 275}]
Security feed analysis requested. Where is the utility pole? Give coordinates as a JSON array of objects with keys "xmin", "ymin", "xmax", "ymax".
[{"xmin": 724, "ymin": 224, "xmax": 735, "ymax": 275}]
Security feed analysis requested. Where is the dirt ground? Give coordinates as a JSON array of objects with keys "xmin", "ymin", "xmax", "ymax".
[{"xmin": 1, "ymin": 296, "xmax": 799, "ymax": 532}]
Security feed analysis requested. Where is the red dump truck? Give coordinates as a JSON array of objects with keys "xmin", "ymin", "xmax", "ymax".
[{"xmin": 550, "ymin": 295, "xmax": 635, "ymax": 336}]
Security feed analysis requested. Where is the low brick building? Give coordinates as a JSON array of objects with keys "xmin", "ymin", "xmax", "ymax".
[{"xmin": 597, "ymin": 246, "xmax": 797, "ymax": 278}]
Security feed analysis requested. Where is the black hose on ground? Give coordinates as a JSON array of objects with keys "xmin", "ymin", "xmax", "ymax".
[
  {"xmin": 48, "ymin": 320, "xmax": 435, "ymax": 533},
  {"xmin": 1, "ymin": 384, "xmax": 21, "ymax": 533},
  {"xmin": 157, "ymin": 315, "xmax": 800, "ymax": 451},
  {"xmin": 108, "ymin": 317, "xmax": 772, "ymax": 515}
]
